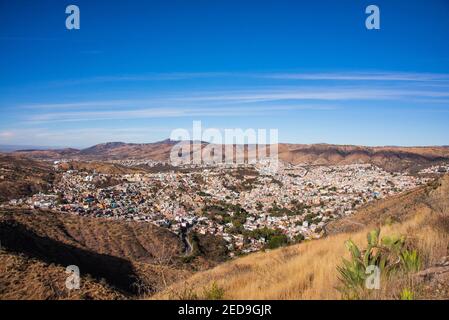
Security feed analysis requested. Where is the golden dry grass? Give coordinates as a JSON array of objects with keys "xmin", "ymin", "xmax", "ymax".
[
  {"xmin": 154, "ymin": 176, "xmax": 449, "ymax": 300},
  {"xmin": 155, "ymin": 211, "xmax": 447, "ymax": 300},
  {"xmin": 0, "ymin": 250, "xmax": 126, "ymax": 300}
]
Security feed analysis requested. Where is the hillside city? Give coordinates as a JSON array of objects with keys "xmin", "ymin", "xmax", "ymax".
[{"xmin": 3, "ymin": 159, "xmax": 442, "ymax": 256}]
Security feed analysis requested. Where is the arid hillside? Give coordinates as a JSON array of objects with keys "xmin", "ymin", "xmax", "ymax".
[
  {"xmin": 277, "ymin": 144, "xmax": 449, "ymax": 172},
  {"xmin": 8, "ymin": 141, "xmax": 449, "ymax": 172},
  {"xmin": 0, "ymin": 155, "xmax": 152, "ymax": 203},
  {"xmin": 0, "ymin": 155, "xmax": 56, "ymax": 203},
  {"xmin": 154, "ymin": 175, "xmax": 449, "ymax": 300},
  {"xmin": 0, "ymin": 208, "xmax": 226, "ymax": 300},
  {"xmin": 10, "ymin": 140, "xmax": 177, "ymax": 161},
  {"xmin": 55, "ymin": 160, "xmax": 147, "ymax": 175},
  {"xmin": 10, "ymin": 148, "xmax": 80, "ymax": 159}
]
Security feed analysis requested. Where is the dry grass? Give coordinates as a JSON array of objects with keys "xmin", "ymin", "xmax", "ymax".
[
  {"xmin": 0, "ymin": 250, "xmax": 126, "ymax": 300},
  {"xmin": 154, "ymin": 176, "xmax": 449, "ymax": 300},
  {"xmin": 155, "ymin": 211, "xmax": 448, "ymax": 300},
  {"xmin": 0, "ymin": 208, "xmax": 192, "ymax": 299}
]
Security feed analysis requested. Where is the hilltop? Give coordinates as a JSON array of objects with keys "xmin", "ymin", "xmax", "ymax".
[{"xmin": 154, "ymin": 174, "xmax": 449, "ymax": 300}]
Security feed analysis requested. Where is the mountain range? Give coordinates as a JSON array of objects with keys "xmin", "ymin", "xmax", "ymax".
[{"xmin": 6, "ymin": 140, "xmax": 449, "ymax": 172}]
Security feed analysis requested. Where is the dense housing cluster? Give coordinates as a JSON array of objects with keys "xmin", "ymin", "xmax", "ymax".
[{"xmin": 5, "ymin": 160, "xmax": 430, "ymax": 256}]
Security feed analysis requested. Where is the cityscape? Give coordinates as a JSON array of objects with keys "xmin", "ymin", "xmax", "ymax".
[
  {"xmin": 1, "ymin": 0, "xmax": 448, "ymax": 305},
  {"xmin": 3, "ymin": 157, "xmax": 438, "ymax": 255}
]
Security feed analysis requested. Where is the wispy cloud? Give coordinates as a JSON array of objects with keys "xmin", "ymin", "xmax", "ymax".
[
  {"xmin": 0, "ymin": 127, "xmax": 172, "ymax": 147},
  {"xmin": 4, "ymin": 71, "xmax": 449, "ymax": 146},
  {"xmin": 25, "ymin": 104, "xmax": 336, "ymax": 123},
  {"xmin": 0, "ymin": 131, "xmax": 14, "ymax": 138},
  {"xmin": 29, "ymin": 71, "xmax": 449, "ymax": 90},
  {"xmin": 45, "ymin": 72, "xmax": 234, "ymax": 87},
  {"xmin": 16, "ymin": 82, "xmax": 449, "ymax": 123},
  {"xmin": 262, "ymin": 72, "xmax": 449, "ymax": 82},
  {"xmin": 41, "ymin": 71, "xmax": 449, "ymax": 87},
  {"xmin": 175, "ymin": 87, "xmax": 449, "ymax": 103}
]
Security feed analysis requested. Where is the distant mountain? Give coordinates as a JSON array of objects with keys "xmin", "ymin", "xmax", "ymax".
[
  {"xmin": 79, "ymin": 142, "xmax": 128, "ymax": 155},
  {"xmin": 78, "ymin": 139, "xmax": 179, "ymax": 160},
  {"xmin": 277, "ymin": 144, "xmax": 449, "ymax": 172},
  {"xmin": 0, "ymin": 145, "xmax": 69, "ymax": 152},
  {"xmin": 11, "ymin": 147, "xmax": 80, "ymax": 159},
  {"xmin": 5, "ymin": 140, "xmax": 449, "ymax": 172}
]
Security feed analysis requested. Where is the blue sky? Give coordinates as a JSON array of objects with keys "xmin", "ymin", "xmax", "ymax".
[{"xmin": 1, "ymin": 0, "xmax": 449, "ymax": 148}]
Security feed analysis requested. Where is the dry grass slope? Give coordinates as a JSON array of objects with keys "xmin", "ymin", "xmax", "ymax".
[
  {"xmin": 0, "ymin": 209, "xmax": 191, "ymax": 299},
  {"xmin": 154, "ymin": 175, "xmax": 449, "ymax": 300},
  {"xmin": 0, "ymin": 155, "xmax": 55, "ymax": 202}
]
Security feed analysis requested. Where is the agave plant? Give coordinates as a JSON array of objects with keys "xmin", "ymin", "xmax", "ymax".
[
  {"xmin": 400, "ymin": 249, "xmax": 421, "ymax": 273},
  {"xmin": 337, "ymin": 229, "xmax": 420, "ymax": 299},
  {"xmin": 336, "ymin": 240, "xmax": 366, "ymax": 299}
]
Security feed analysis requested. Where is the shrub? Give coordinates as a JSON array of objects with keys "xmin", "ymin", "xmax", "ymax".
[
  {"xmin": 294, "ymin": 234, "xmax": 305, "ymax": 243},
  {"xmin": 168, "ymin": 283, "xmax": 199, "ymax": 300},
  {"xmin": 399, "ymin": 288, "xmax": 414, "ymax": 300},
  {"xmin": 266, "ymin": 234, "xmax": 289, "ymax": 249},
  {"xmin": 202, "ymin": 282, "xmax": 225, "ymax": 300}
]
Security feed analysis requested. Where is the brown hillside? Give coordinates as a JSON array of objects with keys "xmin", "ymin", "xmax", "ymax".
[
  {"xmin": 0, "ymin": 155, "xmax": 55, "ymax": 203},
  {"xmin": 278, "ymin": 144, "xmax": 449, "ymax": 172},
  {"xmin": 11, "ymin": 148, "xmax": 79, "ymax": 160},
  {"xmin": 56, "ymin": 160, "xmax": 146, "ymax": 174},
  {"xmin": 0, "ymin": 251, "xmax": 126, "ymax": 300},
  {"xmin": 0, "ymin": 208, "xmax": 190, "ymax": 299}
]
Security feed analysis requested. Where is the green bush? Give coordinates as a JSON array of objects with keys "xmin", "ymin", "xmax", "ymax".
[
  {"xmin": 266, "ymin": 234, "xmax": 289, "ymax": 249},
  {"xmin": 247, "ymin": 227, "xmax": 289, "ymax": 249},
  {"xmin": 294, "ymin": 233, "xmax": 305, "ymax": 243}
]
